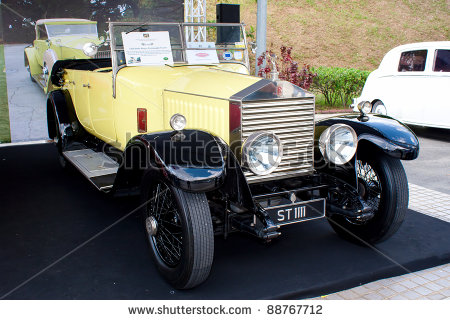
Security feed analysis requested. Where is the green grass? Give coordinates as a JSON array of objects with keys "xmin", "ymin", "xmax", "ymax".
[
  {"xmin": 207, "ymin": 0, "xmax": 450, "ymax": 70},
  {"xmin": 0, "ymin": 44, "xmax": 11, "ymax": 143}
]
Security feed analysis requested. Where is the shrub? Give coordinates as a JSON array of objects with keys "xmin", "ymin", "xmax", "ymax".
[
  {"xmin": 257, "ymin": 46, "xmax": 317, "ymax": 90},
  {"xmin": 311, "ymin": 67, "xmax": 371, "ymax": 107}
]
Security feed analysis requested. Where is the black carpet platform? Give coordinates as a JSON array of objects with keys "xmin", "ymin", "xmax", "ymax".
[{"xmin": 1, "ymin": 144, "xmax": 449, "ymax": 299}]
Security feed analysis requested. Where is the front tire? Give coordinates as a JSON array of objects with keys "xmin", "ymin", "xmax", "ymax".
[
  {"xmin": 141, "ymin": 177, "xmax": 214, "ymax": 289},
  {"xmin": 328, "ymin": 151, "xmax": 408, "ymax": 244},
  {"xmin": 51, "ymin": 113, "xmax": 68, "ymax": 169}
]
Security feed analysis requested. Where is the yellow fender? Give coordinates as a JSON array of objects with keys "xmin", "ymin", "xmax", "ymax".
[{"xmin": 24, "ymin": 46, "xmax": 41, "ymax": 77}]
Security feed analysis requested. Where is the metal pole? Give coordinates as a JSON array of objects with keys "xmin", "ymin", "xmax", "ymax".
[
  {"xmin": 255, "ymin": 0, "xmax": 267, "ymax": 76},
  {"xmin": 0, "ymin": 1, "xmax": 3, "ymax": 43}
]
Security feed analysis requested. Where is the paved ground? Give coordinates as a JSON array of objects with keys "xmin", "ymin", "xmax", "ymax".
[
  {"xmin": 317, "ymin": 263, "xmax": 450, "ymax": 300},
  {"xmin": 4, "ymin": 44, "xmax": 47, "ymax": 142},
  {"xmin": 315, "ymin": 184, "xmax": 450, "ymax": 300},
  {"xmin": 402, "ymin": 126, "xmax": 450, "ymax": 195},
  {"xmin": 409, "ymin": 184, "xmax": 450, "ymax": 223}
]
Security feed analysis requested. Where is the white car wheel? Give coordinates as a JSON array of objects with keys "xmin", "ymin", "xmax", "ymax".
[{"xmin": 372, "ymin": 101, "xmax": 387, "ymax": 115}]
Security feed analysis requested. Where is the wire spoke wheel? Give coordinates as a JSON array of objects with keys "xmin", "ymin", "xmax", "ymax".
[
  {"xmin": 328, "ymin": 152, "xmax": 408, "ymax": 244},
  {"xmin": 146, "ymin": 182, "xmax": 183, "ymax": 267},
  {"xmin": 356, "ymin": 160, "xmax": 382, "ymax": 211},
  {"xmin": 141, "ymin": 175, "xmax": 214, "ymax": 289}
]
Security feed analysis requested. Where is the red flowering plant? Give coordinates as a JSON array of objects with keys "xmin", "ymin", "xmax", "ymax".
[{"xmin": 257, "ymin": 46, "xmax": 316, "ymax": 90}]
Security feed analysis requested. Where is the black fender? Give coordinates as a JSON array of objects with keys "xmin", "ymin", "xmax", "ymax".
[
  {"xmin": 47, "ymin": 90, "xmax": 73, "ymax": 143},
  {"xmin": 47, "ymin": 90, "xmax": 87, "ymax": 149},
  {"xmin": 215, "ymin": 137, "xmax": 255, "ymax": 211},
  {"xmin": 114, "ymin": 130, "xmax": 226, "ymax": 193},
  {"xmin": 24, "ymin": 47, "xmax": 30, "ymax": 67},
  {"xmin": 315, "ymin": 113, "xmax": 420, "ymax": 161}
]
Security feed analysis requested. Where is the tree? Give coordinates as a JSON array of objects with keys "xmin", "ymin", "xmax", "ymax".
[{"xmin": 1, "ymin": 0, "xmax": 183, "ymax": 43}]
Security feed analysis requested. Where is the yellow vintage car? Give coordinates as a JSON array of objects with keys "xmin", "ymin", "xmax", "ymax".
[
  {"xmin": 24, "ymin": 18, "xmax": 102, "ymax": 91},
  {"xmin": 46, "ymin": 22, "xmax": 419, "ymax": 289}
]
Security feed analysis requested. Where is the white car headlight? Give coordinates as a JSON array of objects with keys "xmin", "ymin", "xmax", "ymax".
[
  {"xmin": 357, "ymin": 101, "xmax": 372, "ymax": 114},
  {"xmin": 170, "ymin": 114, "xmax": 186, "ymax": 131},
  {"xmin": 319, "ymin": 124, "xmax": 357, "ymax": 165},
  {"xmin": 82, "ymin": 42, "xmax": 98, "ymax": 57},
  {"xmin": 242, "ymin": 132, "xmax": 283, "ymax": 175}
]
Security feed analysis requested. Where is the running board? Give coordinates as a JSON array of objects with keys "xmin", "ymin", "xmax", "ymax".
[
  {"xmin": 32, "ymin": 74, "xmax": 47, "ymax": 90},
  {"xmin": 62, "ymin": 149, "xmax": 119, "ymax": 192}
]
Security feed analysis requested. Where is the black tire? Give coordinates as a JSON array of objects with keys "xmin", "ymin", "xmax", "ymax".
[
  {"xmin": 328, "ymin": 151, "xmax": 408, "ymax": 244},
  {"xmin": 141, "ymin": 176, "xmax": 214, "ymax": 289},
  {"xmin": 57, "ymin": 151, "xmax": 68, "ymax": 169},
  {"xmin": 51, "ymin": 113, "xmax": 68, "ymax": 169}
]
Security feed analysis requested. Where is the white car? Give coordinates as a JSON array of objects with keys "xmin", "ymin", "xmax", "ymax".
[{"xmin": 353, "ymin": 41, "xmax": 450, "ymax": 129}]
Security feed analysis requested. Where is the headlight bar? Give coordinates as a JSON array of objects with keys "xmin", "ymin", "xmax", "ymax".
[{"xmin": 319, "ymin": 124, "xmax": 357, "ymax": 165}]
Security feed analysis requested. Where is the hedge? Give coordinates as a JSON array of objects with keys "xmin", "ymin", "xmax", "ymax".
[{"xmin": 311, "ymin": 67, "xmax": 371, "ymax": 107}]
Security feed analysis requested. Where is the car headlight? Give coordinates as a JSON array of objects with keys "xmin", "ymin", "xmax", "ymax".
[
  {"xmin": 242, "ymin": 132, "xmax": 283, "ymax": 175},
  {"xmin": 170, "ymin": 113, "xmax": 186, "ymax": 131},
  {"xmin": 319, "ymin": 124, "xmax": 357, "ymax": 165},
  {"xmin": 357, "ymin": 101, "xmax": 372, "ymax": 114},
  {"xmin": 373, "ymin": 103, "xmax": 387, "ymax": 115},
  {"xmin": 82, "ymin": 42, "xmax": 98, "ymax": 57}
]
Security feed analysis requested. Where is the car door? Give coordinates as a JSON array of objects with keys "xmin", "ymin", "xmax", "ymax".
[
  {"xmin": 419, "ymin": 48, "xmax": 450, "ymax": 128},
  {"xmin": 88, "ymin": 72, "xmax": 116, "ymax": 143},
  {"xmin": 34, "ymin": 24, "xmax": 49, "ymax": 68},
  {"xmin": 72, "ymin": 71, "xmax": 93, "ymax": 132}
]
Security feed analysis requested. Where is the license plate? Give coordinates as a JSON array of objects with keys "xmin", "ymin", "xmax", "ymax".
[{"xmin": 265, "ymin": 198, "xmax": 326, "ymax": 226}]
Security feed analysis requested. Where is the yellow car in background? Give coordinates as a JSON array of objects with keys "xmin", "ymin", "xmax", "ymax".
[
  {"xmin": 45, "ymin": 22, "xmax": 419, "ymax": 289},
  {"xmin": 24, "ymin": 18, "xmax": 102, "ymax": 91}
]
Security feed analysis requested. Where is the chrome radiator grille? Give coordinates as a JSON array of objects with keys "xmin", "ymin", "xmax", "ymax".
[
  {"xmin": 241, "ymin": 97, "xmax": 315, "ymax": 183},
  {"xmin": 94, "ymin": 50, "xmax": 111, "ymax": 59}
]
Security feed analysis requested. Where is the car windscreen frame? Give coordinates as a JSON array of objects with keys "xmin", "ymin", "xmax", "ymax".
[{"xmin": 107, "ymin": 21, "xmax": 249, "ymax": 98}]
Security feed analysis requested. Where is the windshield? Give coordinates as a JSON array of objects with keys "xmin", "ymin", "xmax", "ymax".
[
  {"xmin": 108, "ymin": 22, "xmax": 249, "ymax": 97},
  {"xmin": 46, "ymin": 24, "xmax": 98, "ymax": 38},
  {"xmin": 110, "ymin": 23, "xmax": 248, "ymax": 66}
]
